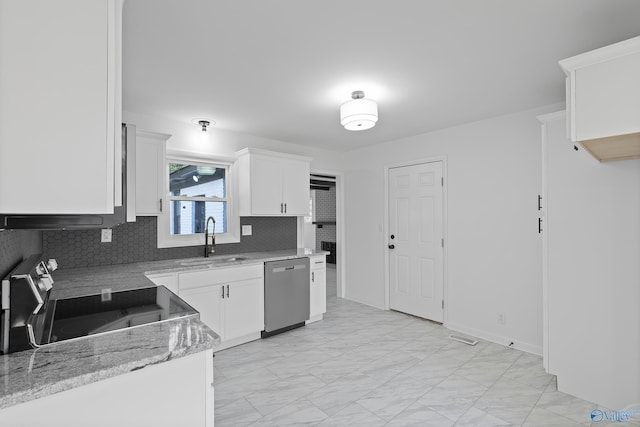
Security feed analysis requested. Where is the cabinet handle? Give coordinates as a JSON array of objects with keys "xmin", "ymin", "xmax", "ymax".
[
  {"xmin": 312, "ymin": 272, "xmax": 315, "ymax": 282},
  {"xmin": 538, "ymin": 218, "xmax": 543, "ymax": 234},
  {"xmin": 159, "ymin": 198, "xmax": 163, "ymax": 212},
  {"xmin": 280, "ymin": 203, "xmax": 283, "ymax": 214},
  {"xmin": 221, "ymin": 286, "xmax": 224, "ymax": 299},
  {"xmin": 284, "ymin": 203, "xmax": 287, "ymax": 214},
  {"xmin": 538, "ymin": 195, "xmax": 542, "ymax": 211},
  {"xmin": 226, "ymin": 284, "xmax": 229, "ymax": 298}
]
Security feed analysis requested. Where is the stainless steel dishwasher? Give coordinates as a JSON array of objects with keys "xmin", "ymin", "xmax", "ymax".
[{"xmin": 262, "ymin": 257, "xmax": 310, "ymax": 337}]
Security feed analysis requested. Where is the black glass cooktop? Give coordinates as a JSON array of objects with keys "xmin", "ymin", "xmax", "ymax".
[{"xmin": 32, "ymin": 286, "xmax": 197, "ymax": 346}]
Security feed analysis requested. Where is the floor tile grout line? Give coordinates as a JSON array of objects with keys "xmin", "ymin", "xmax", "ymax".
[{"xmin": 450, "ymin": 350, "xmax": 525, "ymax": 426}]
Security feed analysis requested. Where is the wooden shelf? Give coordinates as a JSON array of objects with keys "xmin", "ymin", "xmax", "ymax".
[{"xmin": 580, "ymin": 132, "xmax": 640, "ymax": 162}]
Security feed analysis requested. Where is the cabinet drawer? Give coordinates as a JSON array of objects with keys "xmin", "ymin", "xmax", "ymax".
[
  {"xmin": 179, "ymin": 264, "xmax": 263, "ymax": 290},
  {"xmin": 309, "ymin": 256, "xmax": 326, "ymax": 269}
]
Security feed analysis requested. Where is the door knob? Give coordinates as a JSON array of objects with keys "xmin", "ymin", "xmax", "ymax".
[{"xmin": 388, "ymin": 244, "xmax": 395, "ymax": 249}]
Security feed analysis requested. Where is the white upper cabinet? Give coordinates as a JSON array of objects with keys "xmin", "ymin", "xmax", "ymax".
[
  {"xmin": 0, "ymin": 0, "xmax": 123, "ymax": 214},
  {"xmin": 559, "ymin": 36, "xmax": 640, "ymax": 162},
  {"xmin": 135, "ymin": 130, "xmax": 170, "ymax": 216},
  {"xmin": 235, "ymin": 148, "xmax": 311, "ymax": 216}
]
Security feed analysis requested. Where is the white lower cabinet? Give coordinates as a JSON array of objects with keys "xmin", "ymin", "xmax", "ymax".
[
  {"xmin": 180, "ymin": 284, "xmax": 224, "ymax": 338},
  {"xmin": 178, "ymin": 264, "xmax": 264, "ymax": 350},
  {"xmin": 308, "ymin": 255, "xmax": 327, "ymax": 323},
  {"xmin": 223, "ymin": 278, "xmax": 264, "ymax": 342},
  {"xmin": 0, "ymin": 350, "xmax": 214, "ymax": 427}
]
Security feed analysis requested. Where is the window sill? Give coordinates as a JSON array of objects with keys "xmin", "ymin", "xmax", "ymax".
[{"xmin": 157, "ymin": 230, "xmax": 240, "ymax": 249}]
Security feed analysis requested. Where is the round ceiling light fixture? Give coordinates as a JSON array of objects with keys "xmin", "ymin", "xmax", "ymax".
[{"xmin": 340, "ymin": 90, "xmax": 378, "ymax": 131}]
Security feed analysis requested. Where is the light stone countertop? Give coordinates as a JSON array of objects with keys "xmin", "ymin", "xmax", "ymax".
[{"xmin": 0, "ymin": 248, "xmax": 327, "ymax": 410}]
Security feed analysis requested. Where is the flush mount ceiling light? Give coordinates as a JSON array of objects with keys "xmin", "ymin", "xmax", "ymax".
[
  {"xmin": 191, "ymin": 118, "xmax": 216, "ymax": 132},
  {"xmin": 340, "ymin": 90, "xmax": 378, "ymax": 131}
]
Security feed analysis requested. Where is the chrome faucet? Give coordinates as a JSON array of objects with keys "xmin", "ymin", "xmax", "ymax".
[{"xmin": 204, "ymin": 216, "xmax": 216, "ymax": 257}]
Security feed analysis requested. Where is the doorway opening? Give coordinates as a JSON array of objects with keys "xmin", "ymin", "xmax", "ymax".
[{"xmin": 300, "ymin": 172, "xmax": 343, "ymax": 298}]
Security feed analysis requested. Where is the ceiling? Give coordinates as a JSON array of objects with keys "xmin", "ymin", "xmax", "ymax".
[{"xmin": 122, "ymin": 0, "xmax": 640, "ymax": 152}]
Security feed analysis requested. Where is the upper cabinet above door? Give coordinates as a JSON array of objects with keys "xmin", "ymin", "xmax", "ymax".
[
  {"xmin": 559, "ymin": 36, "xmax": 640, "ymax": 162},
  {"xmin": 235, "ymin": 148, "xmax": 311, "ymax": 216},
  {"xmin": 0, "ymin": 0, "xmax": 123, "ymax": 214}
]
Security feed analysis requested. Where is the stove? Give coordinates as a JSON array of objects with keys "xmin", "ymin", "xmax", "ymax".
[{"xmin": 1, "ymin": 255, "xmax": 198, "ymax": 354}]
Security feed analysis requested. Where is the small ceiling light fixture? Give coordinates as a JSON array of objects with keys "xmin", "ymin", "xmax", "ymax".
[
  {"xmin": 340, "ymin": 90, "xmax": 378, "ymax": 131},
  {"xmin": 198, "ymin": 120, "xmax": 210, "ymax": 132},
  {"xmin": 191, "ymin": 118, "xmax": 216, "ymax": 132}
]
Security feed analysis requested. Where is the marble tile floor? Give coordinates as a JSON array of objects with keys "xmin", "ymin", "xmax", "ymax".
[{"xmin": 214, "ymin": 267, "xmax": 632, "ymax": 426}]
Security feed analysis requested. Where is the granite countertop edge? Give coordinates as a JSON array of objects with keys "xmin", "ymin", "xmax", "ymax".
[{"xmin": 0, "ymin": 316, "xmax": 220, "ymax": 410}]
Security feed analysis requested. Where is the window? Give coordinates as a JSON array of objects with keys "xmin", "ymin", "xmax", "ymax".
[{"xmin": 157, "ymin": 157, "xmax": 239, "ymax": 248}]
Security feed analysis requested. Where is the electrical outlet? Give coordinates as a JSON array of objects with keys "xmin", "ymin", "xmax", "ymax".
[
  {"xmin": 101, "ymin": 229, "xmax": 112, "ymax": 243},
  {"xmin": 242, "ymin": 225, "xmax": 252, "ymax": 236},
  {"xmin": 498, "ymin": 313, "xmax": 506, "ymax": 325}
]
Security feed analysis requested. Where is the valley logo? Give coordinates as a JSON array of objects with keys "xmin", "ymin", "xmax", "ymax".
[{"xmin": 591, "ymin": 404, "xmax": 640, "ymax": 423}]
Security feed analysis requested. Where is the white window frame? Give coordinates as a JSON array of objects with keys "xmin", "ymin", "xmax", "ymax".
[{"xmin": 157, "ymin": 154, "xmax": 240, "ymax": 248}]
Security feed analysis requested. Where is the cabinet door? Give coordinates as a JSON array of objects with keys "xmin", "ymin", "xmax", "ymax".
[
  {"xmin": 281, "ymin": 159, "xmax": 311, "ymax": 215},
  {"xmin": 249, "ymin": 155, "xmax": 284, "ymax": 215},
  {"xmin": 574, "ymin": 52, "xmax": 640, "ymax": 142},
  {"xmin": 179, "ymin": 285, "xmax": 224, "ymax": 339},
  {"xmin": 0, "ymin": 350, "xmax": 213, "ymax": 427},
  {"xmin": 0, "ymin": 0, "xmax": 121, "ymax": 214},
  {"xmin": 309, "ymin": 258, "xmax": 327, "ymax": 318},
  {"xmin": 223, "ymin": 278, "xmax": 264, "ymax": 341},
  {"xmin": 135, "ymin": 131, "xmax": 168, "ymax": 216}
]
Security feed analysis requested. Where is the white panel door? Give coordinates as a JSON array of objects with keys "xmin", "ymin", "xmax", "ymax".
[{"xmin": 389, "ymin": 162, "xmax": 443, "ymax": 321}]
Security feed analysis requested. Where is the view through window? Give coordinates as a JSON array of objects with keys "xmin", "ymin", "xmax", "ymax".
[{"xmin": 168, "ymin": 163, "xmax": 228, "ymax": 236}]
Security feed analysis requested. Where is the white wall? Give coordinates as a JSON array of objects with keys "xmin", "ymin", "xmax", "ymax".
[
  {"xmin": 123, "ymin": 111, "xmax": 340, "ymax": 171},
  {"xmin": 342, "ymin": 105, "xmax": 562, "ymax": 354},
  {"xmin": 544, "ymin": 115, "xmax": 640, "ymax": 409}
]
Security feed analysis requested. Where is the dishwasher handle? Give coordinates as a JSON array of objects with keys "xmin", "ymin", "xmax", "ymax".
[{"xmin": 271, "ymin": 264, "xmax": 307, "ymax": 273}]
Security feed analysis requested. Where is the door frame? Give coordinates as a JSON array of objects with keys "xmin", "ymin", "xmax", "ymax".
[
  {"xmin": 297, "ymin": 169, "xmax": 345, "ymax": 298},
  {"xmin": 383, "ymin": 156, "xmax": 448, "ymax": 324}
]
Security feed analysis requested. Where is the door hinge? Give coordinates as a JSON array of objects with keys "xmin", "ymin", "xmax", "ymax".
[{"xmin": 442, "ymin": 300, "xmax": 444, "ymax": 309}]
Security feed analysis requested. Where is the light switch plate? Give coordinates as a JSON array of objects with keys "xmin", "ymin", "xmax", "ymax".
[
  {"xmin": 242, "ymin": 225, "xmax": 252, "ymax": 236},
  {"xmin": 101, "ymin": 229, "xmax": 112, "ymax": 243}
]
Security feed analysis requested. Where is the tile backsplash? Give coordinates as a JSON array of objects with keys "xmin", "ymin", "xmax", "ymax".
[
  {"xmin": 315, "ymin": 186, "xmax": 336, "ymax": 251},
  {"xmin": 0, "ymin": 230, "xmax": 42, "ymax": 279},
  {"xmin": 43, "ymin": 216, "xmax": 297, "ymax": 269}
]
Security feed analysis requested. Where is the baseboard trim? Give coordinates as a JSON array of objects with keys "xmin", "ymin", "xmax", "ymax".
[
  {"xmin": 445, "ymin": 322, "xmax": 543, "ymax": 356},
  {"xmin": 214, "ymin": 332, "xmax": 262, "ymax": 352},
  {"xmin": 342, "ymin": 295, "xmax": 385, "ymax": 311}
]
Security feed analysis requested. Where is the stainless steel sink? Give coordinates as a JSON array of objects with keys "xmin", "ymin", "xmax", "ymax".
[
  {"xmin": 178, "ymin": 259, "xmax": 214, "ymax": 267},
  {"xmin": 218, "ymin": 256, "xmax": 248, "ymax": 262},
  {"xmin": 178, "ymin": 256, "xmax": 248, "ymax": 266}
]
